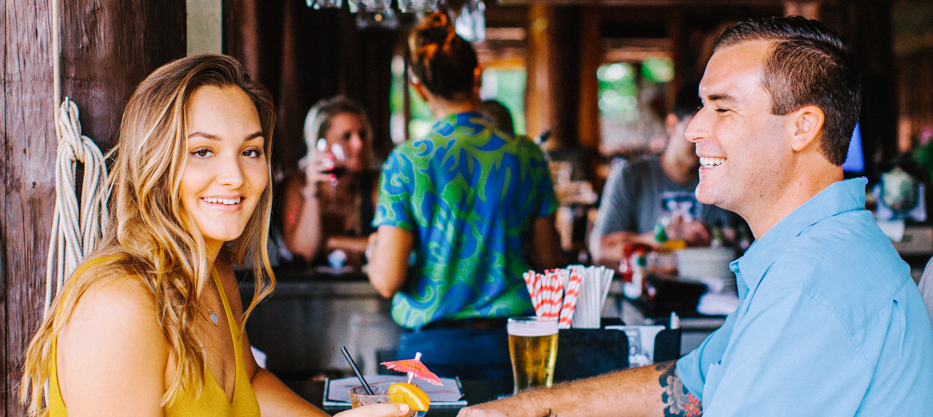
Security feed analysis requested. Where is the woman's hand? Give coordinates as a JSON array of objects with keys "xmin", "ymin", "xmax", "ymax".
[
  {"xmin": 333, "ymin": 403, "xmax": 412, "ymax": 417},
  {"xmin": 304, "ymin": 146, "xmax": 338, "ymax": 186}
]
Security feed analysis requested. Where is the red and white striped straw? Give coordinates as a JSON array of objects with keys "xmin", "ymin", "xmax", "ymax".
[{"xmin": 558, "ymin": 269, "xmax": 582, "ymax": 328}]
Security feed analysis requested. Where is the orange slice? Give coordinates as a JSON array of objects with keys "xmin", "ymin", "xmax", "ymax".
[{"xmin": 389, "ymin": 382, "xmax": 430, "ymax": 412}]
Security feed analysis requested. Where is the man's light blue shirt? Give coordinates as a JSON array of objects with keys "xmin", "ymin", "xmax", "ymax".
[{"xmin": 677, "ymin": 178, "xmax": 933, "ymax": 416}]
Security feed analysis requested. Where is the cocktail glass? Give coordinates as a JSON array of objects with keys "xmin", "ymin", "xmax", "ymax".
[{"xmin": 349, "ymin": 382, "xmax": 422, "ymax": 417}]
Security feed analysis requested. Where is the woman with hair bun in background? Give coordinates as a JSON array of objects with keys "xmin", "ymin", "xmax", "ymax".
[{"xmin": 368, "ymin": 12, "xmax": 563, "ymax": 380}]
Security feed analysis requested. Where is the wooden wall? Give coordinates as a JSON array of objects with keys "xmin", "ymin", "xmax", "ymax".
[
  {"xmin": 1, "ymin": 3, "xmax": 56, "ymax": 415},
  {"xmin": 1, "ymin": 1, "xmax": 185, "ymax": 415}
]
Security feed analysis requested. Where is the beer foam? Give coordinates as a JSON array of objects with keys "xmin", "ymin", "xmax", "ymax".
[{"xmin": 507, "ymin": 318, "xmax": 559, "ymax": 337}]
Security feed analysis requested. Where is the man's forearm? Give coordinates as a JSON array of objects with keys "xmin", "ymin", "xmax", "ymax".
[{"xmin": 459, "ymin": 361, "xmax": 701, "ymax": 417}]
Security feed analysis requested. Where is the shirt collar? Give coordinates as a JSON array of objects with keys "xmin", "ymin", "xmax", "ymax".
[
  {"xmin": 730, "ymin": 177, "xmax": 868, "ymax": 294},
  {"xmin": 430, "ymin": 112, "xmax": 486, "ymax": 132}
]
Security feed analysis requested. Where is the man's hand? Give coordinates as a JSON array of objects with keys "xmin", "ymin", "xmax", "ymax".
[
  {"xmin": 334, "ymin": 403, "xmax": 412, "ymax": 417},
  {"xmin": 681, "ymin": 220, "xmax": 711, "ymax": 247}
]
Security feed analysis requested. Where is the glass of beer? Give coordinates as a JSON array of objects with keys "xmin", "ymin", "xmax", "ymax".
[{"xmin": 507, "ymin": 316, "xmax": 559, "ymax": 393}]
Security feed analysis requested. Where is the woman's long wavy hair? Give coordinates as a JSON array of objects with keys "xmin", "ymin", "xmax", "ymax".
[{"xmin": 21, "ymin": 54, "xmax": 277, "ymax": 416}]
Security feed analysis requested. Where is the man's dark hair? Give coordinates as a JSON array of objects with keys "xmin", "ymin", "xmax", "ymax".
[
  {"xmin": 714, "ymin": 16, "xmax": 861, "ymax": 165},
  {"xmin": 672, "ymin": 82, "xmax": 702, "ymax": 121},
  {"xmin": 479, "ymin": 99, "xmax": 515, "ymax": 134}
]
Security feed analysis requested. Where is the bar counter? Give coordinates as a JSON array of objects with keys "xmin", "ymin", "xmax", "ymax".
[
  {"xmin": 284, "ymin": 378, "xmax": 512, "ymax": 417},
  {"xmin": 239, "ymin": 266, "xmax": 403, "ymax": 380}
]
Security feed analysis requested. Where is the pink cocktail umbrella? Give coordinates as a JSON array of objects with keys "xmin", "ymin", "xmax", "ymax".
[{"xmin": 381, "ymin": 352, "xmax": 442, "ymax": 386}]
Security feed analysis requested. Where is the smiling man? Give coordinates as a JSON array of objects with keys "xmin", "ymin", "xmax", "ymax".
[{"xmin": 459, "ymin": 16, "xmax": 933, "ymax": 417}]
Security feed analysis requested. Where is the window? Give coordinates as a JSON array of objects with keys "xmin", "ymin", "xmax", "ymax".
[
  {"xmin": 480, "ymin": 65, "xmax": 527, "ymax": 136},
  {"xmin": 598, "ymin": 57, "xmax": 674, "ymax": 156}
]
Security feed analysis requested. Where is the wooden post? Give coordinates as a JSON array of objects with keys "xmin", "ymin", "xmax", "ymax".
[
  {"xmin": 578, "ymin": 7, "xmax": 601, "ymax": 149},
  {"xmin": 2, "ymin": 1, "xmax": 185, "ymax": 415},
  {"xmin": 59, "ymin": 1, "xmax": 186, "ymax": 150},
  {"xmin": 1, "ymin": 3, "xmax": 56, "ymax": 416},
  {"xmin": 526, "ymin": 4, "xmax": 555, "ymax": 141}
]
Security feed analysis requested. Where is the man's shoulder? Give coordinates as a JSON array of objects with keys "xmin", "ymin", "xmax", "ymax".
[
  {"xmin": 762, "ymin": 212, "xmax": 911, "ymax": 325},
  {"xmin": 623, "ymin": 155, "xmax": 660, "ymax": 171},
  {"xmin": 611, "ymin": 156, "xmax": 662, "ymax": 183},
  {"xmin": 774, "ymin": 212, "xmax": 905, "ymax": 284}
]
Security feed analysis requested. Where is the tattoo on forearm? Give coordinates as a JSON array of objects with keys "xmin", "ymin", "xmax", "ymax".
[{"xmin": 657, "ymin": 362, "xmax": 702, "ymax": 417}]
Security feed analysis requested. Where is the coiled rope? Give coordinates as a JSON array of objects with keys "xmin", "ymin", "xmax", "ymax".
[{"xmin": 44, "ymin": 98, "xmax": 109, "ymax": 315}]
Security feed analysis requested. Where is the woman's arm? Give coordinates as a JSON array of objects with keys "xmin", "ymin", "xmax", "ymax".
[
  {"xmin": 367, "ymin": 225, "xmax": 414, "ymax": 298},
  {"xmin": 232, "ymin": 264, "xmax": 410, "ymax": 417},
  {"xmin": 325, "ymin": 235, "xmax": 371, "ymax": 255},
  {"xmin": 56, "ymin": 277, "xmax": 168, "ymax": 417},
  {"xmin": 281, "ymin": 174, "xmax": 325, "ymax": 262}
]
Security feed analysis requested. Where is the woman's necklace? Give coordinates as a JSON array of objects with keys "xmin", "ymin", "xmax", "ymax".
[{"xmin": 205, "ymin": 302, "xmax": 219, "ymax": 325}]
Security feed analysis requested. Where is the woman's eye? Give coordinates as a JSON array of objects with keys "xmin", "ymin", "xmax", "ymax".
[
  {"xmin": 243, "ymin": 149, "xmax": 263, "ymax": 158},
  {"xmin": 192, "ymin": 148, "xmax": 212, "ymax": 157}
]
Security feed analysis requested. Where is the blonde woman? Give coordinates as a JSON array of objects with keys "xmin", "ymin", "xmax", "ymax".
[
  {"xmin": 280, "ymin": 96, "xmax": 379, "ymax": 266},
  {"xmin": 21, "ymin": 55, "xmax": 409, "ymax": 417}
]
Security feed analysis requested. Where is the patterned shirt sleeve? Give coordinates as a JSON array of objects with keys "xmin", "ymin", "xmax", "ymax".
[{"xmin": 373, "ymin": 146, "xmax": 416, "ymax": 231}]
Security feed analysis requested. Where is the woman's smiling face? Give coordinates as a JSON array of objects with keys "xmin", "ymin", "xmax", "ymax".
[{"xmin": 180, "ymin": 84, "xmax": 268, "ymax": 256}]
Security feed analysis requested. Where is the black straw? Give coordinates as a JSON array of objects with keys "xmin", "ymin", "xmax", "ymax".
[{"xmin": 341, "ymin": 346, "xmax": 374, "ymax": 395}]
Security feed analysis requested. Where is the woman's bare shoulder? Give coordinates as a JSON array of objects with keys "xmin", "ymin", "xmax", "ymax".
[
  {"xmin": 55, "ymin": 265, "xmax": 168, "ymax": 415},
  {"xmin": 59, "ymin": 266, "xmax": 161, "ymax": 347}
]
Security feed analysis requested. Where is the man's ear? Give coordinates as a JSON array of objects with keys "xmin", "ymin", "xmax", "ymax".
[{"xmin": 790, "ymin": 105, "xmax": 824, "ymax": 152}]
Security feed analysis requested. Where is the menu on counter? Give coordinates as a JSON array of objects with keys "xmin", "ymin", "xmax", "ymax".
[{"xmin": 324, "ymin": 375, "xmax": 467, "ymax": 407}]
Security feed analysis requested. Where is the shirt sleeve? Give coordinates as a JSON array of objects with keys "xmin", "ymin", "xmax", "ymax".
[
  {"xmin": 699, "ymin": 284, "xmax": 870, "ymax": 416},
  {"xmin": 675, "ymin": 308, "xmax": 735, "ymax": 401},
  {"xmin": 373, "ymin": 147, "xmax": 416, "ymax": 231},
  {"xmin": 588, "ymin": 161, "xmax": 638, "ymax": 253}
]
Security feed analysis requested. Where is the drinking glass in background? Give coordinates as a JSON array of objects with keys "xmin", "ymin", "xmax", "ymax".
[
  {"xmin": 349, "ymin": 382, "xmax": 417, "ymax": 417},
  {"xmin": 507, "ymin": 316, "xmax": 559, "ymax": 394},
  {"xmin": 316, "ymin": 137, "xmax": 347, "ymax": 179}
]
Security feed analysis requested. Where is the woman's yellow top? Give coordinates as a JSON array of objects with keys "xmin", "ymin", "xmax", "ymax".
[{"xmin": 47, "ymin": 257, "xmax": 261, "ymax": 416}]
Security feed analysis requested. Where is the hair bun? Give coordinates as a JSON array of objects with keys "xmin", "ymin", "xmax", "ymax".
[
  {"xmin": 427, "ymin": 11, "xmax": 449, "ymax": 28},
  {"xmin": 415, "ymin": 11, "xmax": 453, "ymax": 45}
]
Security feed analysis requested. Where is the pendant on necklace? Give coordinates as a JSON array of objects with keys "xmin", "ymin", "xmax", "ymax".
[{"xmin": 210, "ymin": 313, "xmax": 218, "ymax": 325}]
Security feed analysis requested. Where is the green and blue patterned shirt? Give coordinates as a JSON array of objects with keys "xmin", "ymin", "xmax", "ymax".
[{"xmin": 374, "ymin": 112, "xmax": 558, "ymax": 329}]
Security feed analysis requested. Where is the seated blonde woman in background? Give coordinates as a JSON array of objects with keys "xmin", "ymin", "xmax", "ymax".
[
  {"xmin": 20, "ymin": 54, "xmax": 409, "ymax": 417},
  {"xmin": 280, "ymin": 97, "xmax": 380, "ymax": 267}
]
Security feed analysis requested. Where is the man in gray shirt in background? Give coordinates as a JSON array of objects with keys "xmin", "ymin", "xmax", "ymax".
[{"xmin": 590, "ymin": 83, "xmax": 738, "ymax": 263}]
